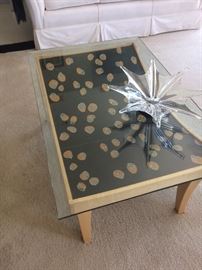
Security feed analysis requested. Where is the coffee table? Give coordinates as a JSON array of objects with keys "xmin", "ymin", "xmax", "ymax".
[{"xmin": 30, "ymin": 38, "xmax": 202, "ymax": 243}]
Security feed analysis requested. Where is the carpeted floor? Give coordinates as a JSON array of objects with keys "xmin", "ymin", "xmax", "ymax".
[{"xmin": 0, "ymin": 28, "xmax": 202, "ymax": 270}]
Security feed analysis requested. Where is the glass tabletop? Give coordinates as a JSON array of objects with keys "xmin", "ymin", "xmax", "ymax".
[{"xmin": 30, "ymin": 38, "xmax": 202, "ymax": 218}]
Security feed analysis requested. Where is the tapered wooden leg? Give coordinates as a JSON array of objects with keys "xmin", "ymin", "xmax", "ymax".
[
  {"xmin": 77, "ymin": 211, "xmax": 92, "ymax": 244},
  {"xmin": 175, "ymin": 180, "xmax": 201, "ymax": 214}
]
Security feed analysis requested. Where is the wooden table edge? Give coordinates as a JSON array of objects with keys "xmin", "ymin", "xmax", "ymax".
[{"xmin": 69, "ymin": 166, "xmax": 202, "ymax": 214}]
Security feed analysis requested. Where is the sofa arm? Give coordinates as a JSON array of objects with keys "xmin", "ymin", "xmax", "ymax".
[{"xmin": 24, "ymin": 0, "xmax": 45, "ymax": 29}]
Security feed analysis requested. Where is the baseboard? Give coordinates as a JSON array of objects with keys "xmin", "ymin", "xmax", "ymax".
[{"xmin": 0, "ymin": 41, "xmax": 35, "ymax": 53}]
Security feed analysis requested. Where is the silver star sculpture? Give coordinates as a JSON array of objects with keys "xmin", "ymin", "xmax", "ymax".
[{"xmin": 109, "ymin": 60, "xmax": 202, "ymax": 128}]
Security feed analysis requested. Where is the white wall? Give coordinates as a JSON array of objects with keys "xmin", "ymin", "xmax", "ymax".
[{"xmin": 0, "ymin": 1, "xmax": 33, "ymax": 45}]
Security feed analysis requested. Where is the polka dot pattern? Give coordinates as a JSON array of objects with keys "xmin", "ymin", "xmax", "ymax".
[{"xmin": 40, "ymin": 45, "xmax": 202, "ymax": 199}]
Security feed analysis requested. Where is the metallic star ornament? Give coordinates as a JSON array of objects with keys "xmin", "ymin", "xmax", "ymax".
[{"xmin": 109, "ymin": 60, "xmax": 202, "ymax": 128}]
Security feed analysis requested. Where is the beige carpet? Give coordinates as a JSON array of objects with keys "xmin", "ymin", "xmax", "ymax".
[{"xmin": 0, "ymin": 28, "xmax": 202, "ymax": 270}]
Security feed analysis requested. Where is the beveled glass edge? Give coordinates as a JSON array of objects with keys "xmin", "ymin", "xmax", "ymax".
[
  {"xmin": 30, "ymin": 36, "xmax": 140, "ymax": 59},
  {"xmin": 29, "ymin": 55, "xmax": 72, "ymax": 219}
]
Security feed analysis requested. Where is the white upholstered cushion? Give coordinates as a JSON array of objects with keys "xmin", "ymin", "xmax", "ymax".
[
  {"xmin": 151, "ymin": 10, "xmax": 200, "ymax": 34},
  {"xmin": 151, "ymin": 0, "xmax": 201, "ymax": 34},
  {"xmin": 34, "ymin": 23, "xmax": 100, "ymax": 49},
  {"xmin": 99, "ymin": 1, "xmax": 152, "ymax": 21},
  {"xmin": 100, "ymin": 17, "xmax": 152, "ymax": 40},
  {"xmin": 152, "ymin": 0, "xmax": 200, "ymax": 15},
  {"xmin": 44, "ymin": 5, "xmax": 98, "ymax": 28},
  {"xmin": 44, "ymin": 0, "xmax": 99, "ymax": 10},
  {"xmin": 100, "ymin": 0, "xmax": 134, "ymax": 3},
  {"xmin": 99, "ymin": 1, "xmax": 152, "ymax": 39}
]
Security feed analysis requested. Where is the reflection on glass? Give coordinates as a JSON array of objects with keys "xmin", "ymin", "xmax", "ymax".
[
  {"xmin": 109, "ymin": 60, "xmax": 202, "ymax": 128},
  {"xmin": 114, "ymin": 111, "xmax": 185, "ymax": 164}
]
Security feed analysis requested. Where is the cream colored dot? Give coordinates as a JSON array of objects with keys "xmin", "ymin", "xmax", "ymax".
[
  {"xmin": 137, "ymin": 114, "xmax": 146, "ymax": 123},
  {"xmin": 70, "ymin": 115, "xmax": 78, "ymax": 125},
  {"xmin": 102, "ymin": 127, "xmax": 112, "ymax": 135},
  {"xmin": 127, "ymin": 135, "xmax": 136, "ymax": 144},
  {"xmin": 89, "ymin": 177, "xmax": 100, "ymax": 186},
  {"xmin": 80, "ymin": 87, "xmax": 87, "ymax": 96},
  {"xmin": 130, "ymin": 124, "xmax": 140, "ymax": 131},
  {"xmin": 49, "ymin": 80, "xmax": 58, "ymax": 90},
  {"xmin": 77, "ymin": 182, "xmax": 86, "ymax": 192},
  {"xmin": 73, "ymin": 81, "xmax": 80, "ymax": 89},
  {"xmin": 124, "ymin": 81, "xmax": 128, "ymax": 86},
  {"xmin": 110, "ymin": 150, "xmax": 119, "ymax": 158},
  {"xmin": 69, "ymin": 162, "xmax": 78, "ymax": 171},
  {"xmin": 147, "ymin": 161, "xmax": 159, "ymax": 171},
  {"xmin": 115, "ymin": 61, "xmax": 124, "ymax": 67},
  {"xmin": 78, "ymin": 102, "xmax": 86, "ymax": 112},
  {"xmin": 101, "ymin": 83, "xmax": 109, "ymax": 92},
  {"xmin": 109, "ymin": 99, "xmax": 118, "ymax": 106},
  {"xmin": 63, "ymin": 150, "xmax": 73, "ymax": 159},
  {"xmin": 58, "ymin": 85, "xmax": 64, "ymax": 92},
  {"xmin": 114, "ymin": 121, "xmax": 123, "ymax": 129},
  {"xmin": 121, "ymin": 113, "xmax": 130, "ymax": 122},
  {"xmin": 85, "ymin": 81, "xmax": 94, "ymax": 89},
  {"xmin": 191, "ymin": 155, "xmax": 202, "ymax": 165},
  {"xmin": 65, "ymin": 57, "xmax": 74, "ymax": 65},
  {"xmin": 99, "ymin": 54, "xmax": 107, "ymax": 61},
  {"xmin": 149, "ymin": 150, "xmax": 158, "ymax": 158},
  {"xmin": 127, "ymin": 163, "xmax": 138, "ymax": 174},
  {"xmin": 80, "ymin": 171, "xmax": 90, "ymax": 181},
  {"xmin": 108, "ymin": 108, "xmax": 116, "ymax": 115},
  {"xmin": 107, "ymin": 73, "xmax": 114, "ymax": 82},
  {"xmin": 131, "ymin": 56, "xmax": 137, "ymax": 64},
  {"xmin": 49, "ymin": 93, "xmax": 60, "ymax": 102},
  {"xmin": 60, "ymin": 113, "xmax": 69, "ymax": 122},
  {"xmin": 100, "ymin": 143, "xmax": 108, "ymax": 152},
  {"xmin": 46, "ymin": 62, "xmax": 54, "ymax": 71},
  {"xmin": 77, "ymin": 152, "xmax": 87, "ymax": 161},
  {"xmin": 139, "ymin": 133, "xmax": 145, "ymax": 142},
  {"xmin": 172, "ymin": 145, "xmax": 183, "ymax": 152},
  {"xmin": 84, "ymin": 126, "xmax": 95, "ymax": 134},
  {"xmin": 88, "ymin": 103, "xmax": 98, "ymax": 113},
  {"xmin": 174, "ymin": 133, "xmax": 183, "ymax": 140},
  {"xmin": 95, "ymin": 58, "xmax": 103, "ymax": 66},
  {"xmin": 59, "ymin": 132, "xmax": 69, "ymax": 141},
  {"xmin": 150, "ymin": 144, "xmax": 161, "ymax": 152},
  {"xmin": 164, "ymin": 130, "xmax": 173, "ymax": 137},
  {"xmin": 116, "ymin": 47, "xmax": 122, "ymax": 54},
  {"xmin": 87, "ymin": 114, "xmax": 96, "ymax": 123},
  {"xmin": 67, "ymin": 126, "xmax": 77, "ymax": 133},
  {"xmin": 57, "ymin": 72, "xmax": 66, "ymax": 82},
  {"xmin": 87, "ymin": 53, "xmax": 94, "ymax": 61},
  {"xmin": 111, "ymin": 138, "xmax": 121, "ymax": 147},
  {"xmin": 113, "ymin": 170, "xmax": 124, "ymax": 179},
  {"xmin": 76, "ymin": 67, "xmax": 85, "ymax": 75},
  {"xmin": 96, "ymin": 68, "xmax": 104, "ymax": 75}
]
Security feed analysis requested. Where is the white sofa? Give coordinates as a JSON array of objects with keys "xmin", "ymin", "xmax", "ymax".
[{"xmin": 25, "ymin": 0, "xmax": 201, "ymax": 49}]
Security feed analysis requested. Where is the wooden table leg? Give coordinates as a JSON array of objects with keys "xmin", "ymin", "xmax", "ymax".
[
  {"xmin": 77, "ymin": 211, "xmax": 92, "ymax": 244},
  {"xmin": 175, "ymin": 180, "xmax": 201, "ymax": 214}
]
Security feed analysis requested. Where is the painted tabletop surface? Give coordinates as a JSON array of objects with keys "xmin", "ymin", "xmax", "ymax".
[{"xmin": 39, "ymin": 45, "xmax": 202, "ymax": 200}]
